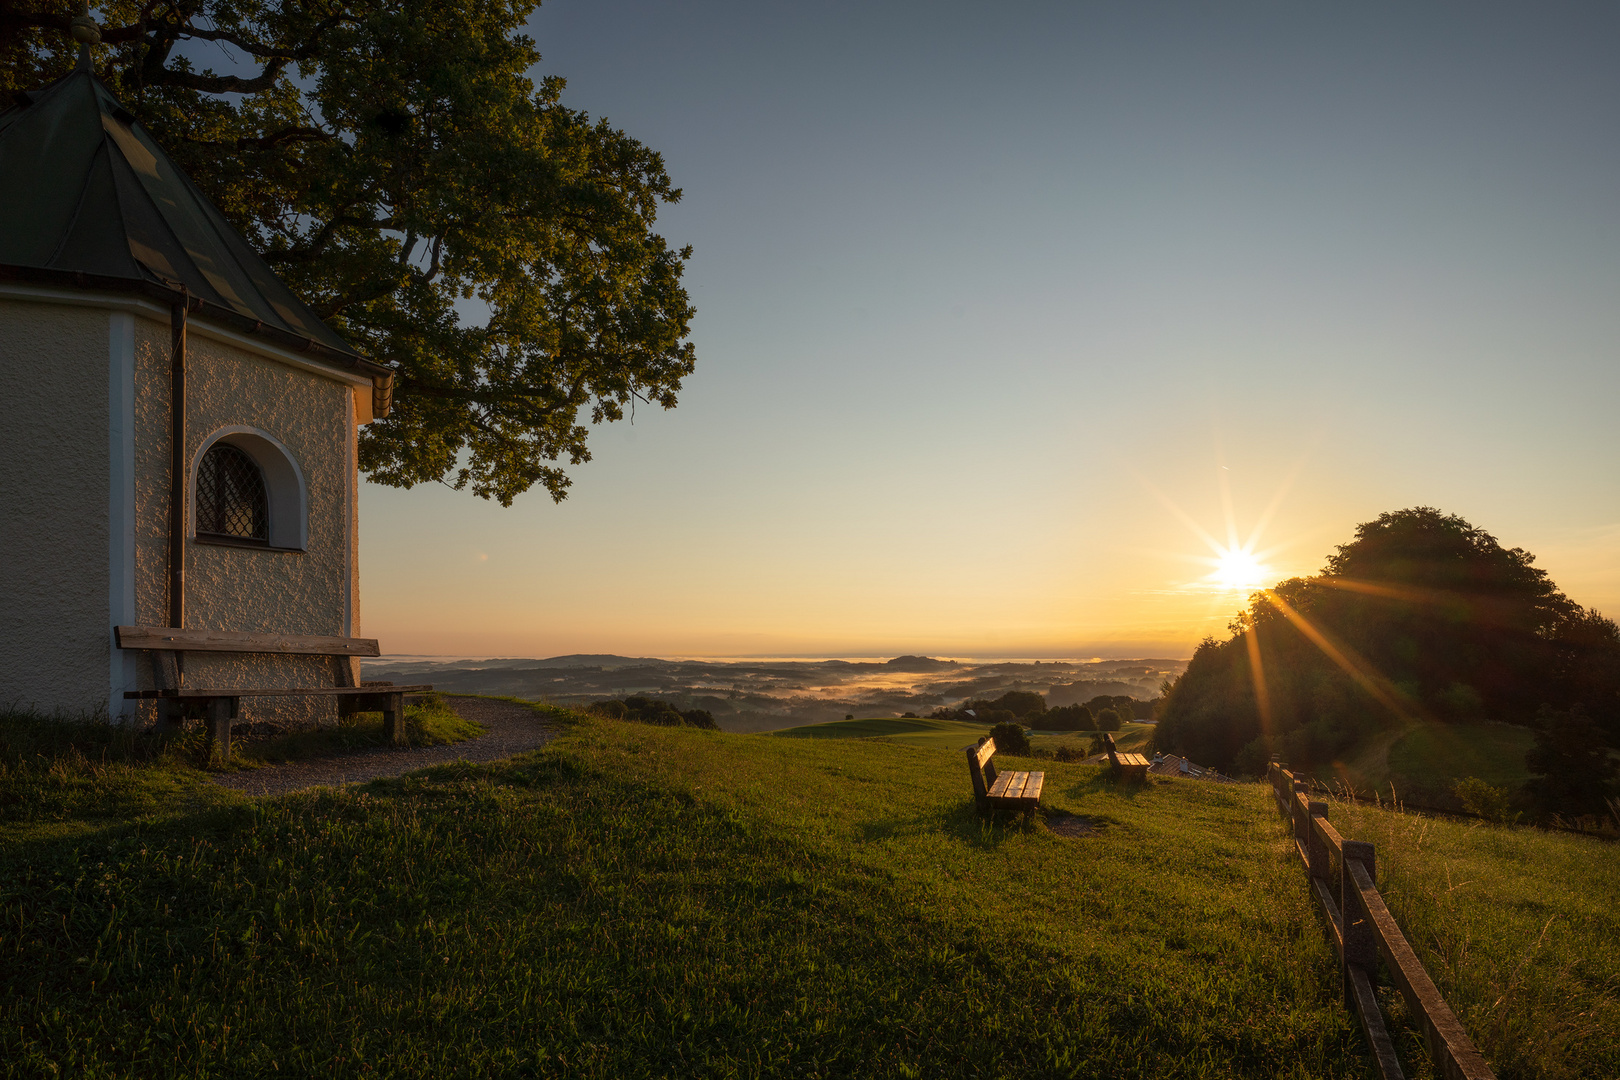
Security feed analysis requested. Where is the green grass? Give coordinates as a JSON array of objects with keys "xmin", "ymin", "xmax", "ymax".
[
  {"xmin": 1313, "ymin": 792, "xmax": 1619, "ymax": 1079},
  {"xmin": 1028, "ymin": 722, "xmax": 1155, "ymax": 756},
  {"xmin": 238, "ymin": 693, "xmax": 484, "ymax": 764},
  {"xmin": 1, "ymin": 711, "xmax": 1614, "ymax": 1079},
  {"xmin": 0, "ymin": 710, "xmax": 238, "ymax": 845},
  {"xmin": 772, "ymin": 716, "xmax": 1155, "ymax": 755},
  {"xmin": 1385, "ymin": 722, "xmax": 1536, "ymax": 790},
  {"xmin": 770, "ymin": 715, "xmax": 988, "ymax": 747},
  {"xmin": 1329, "ymin": 720, "xmax": 1537, "ymax": 805}
]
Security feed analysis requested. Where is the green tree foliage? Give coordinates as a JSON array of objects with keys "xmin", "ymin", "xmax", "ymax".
[
  {"xmin": 1153, "ymin": 509, "xmax": 1620, "ymax": 801},
  {"xmin": 1, "ymin": 0, "xmax": 693, "ymax": 505},
  {"xmin": 990, "ymin": 690, "xmax": 1046, "ymax": 718},
  {"xmin": 1030, "ymin": 702, "xmax": 1091, "ymax": 731},
  {"xmin": 603, "ymin": 696, "xmax": 718, "ymax": 730},
  {"xmin": 1084, "ymin": 694, "xmax": 1140, "ymax": 720},
  {"xmin": 1094, "ymin": 707, "xmax": 1121, "ymax": 732},
  {"xmin": 987, "ymin": 722, "xmax": 1029, "ymax": 756},
  {"xmin": 1522, "ymin": 705, "xmax": 1617, "ymax": 819}
]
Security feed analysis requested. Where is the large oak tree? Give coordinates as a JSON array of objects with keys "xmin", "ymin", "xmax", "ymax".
[{"xmin": 2, "ymin": 0, "xmax": 695, "ymax": 504}]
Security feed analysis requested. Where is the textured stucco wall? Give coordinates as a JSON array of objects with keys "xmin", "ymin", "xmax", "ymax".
[
  {"xmin": 0, "ymin": 300, "xmax": 111, "ymax": 716},
  {"xmin": 131, "ymin": 315, "xmax": 360, "ymax": 725}
]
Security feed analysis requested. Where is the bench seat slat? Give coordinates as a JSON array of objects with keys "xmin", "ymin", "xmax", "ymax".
[
  {"xmin": 986, "ymin": 769, "xmax": 1042, "ymax": 806},
  {"xmin": 115, "ymin": 626, "xmax": 381, "ymax": 657},
  {"xmin": 124, "ymin": 684, "xmax": 433, "ymax": 699}
]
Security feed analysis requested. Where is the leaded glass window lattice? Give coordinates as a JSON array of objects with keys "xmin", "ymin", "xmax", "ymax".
[{"xmin": 196, "ymin": 443, "xmax": 269, "ymax": 542}]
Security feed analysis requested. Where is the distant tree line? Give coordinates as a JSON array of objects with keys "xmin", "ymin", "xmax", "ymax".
[
  {"xmin": 1151, "ymin": 508, "xmax": 1620, "ymax": 821},
  {"xmin": 931, "ymin": 691, "xmax": 1153, "ymax": 732}
]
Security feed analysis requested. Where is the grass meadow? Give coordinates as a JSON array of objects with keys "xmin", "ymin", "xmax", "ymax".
[
  {"xmin": 772, "ymin": 716, "xmax": 1156, "ymax": 755},
  {"xmin": 1329, "ymin": 720, "xmax": 1537, "ymax": 803},
  {"xmin": 1, "ymin": 704, "xmax": 1614, "ymax": 1079}
]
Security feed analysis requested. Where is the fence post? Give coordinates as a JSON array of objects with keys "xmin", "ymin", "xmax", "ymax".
[
  {"xmin": 1341, "ymin": 839, "xmax": 1377, "ymax": 1008},
  {"xmin": 1292, "ymin": 780, "xmax": 1308, "ymax": 849},
  {"xmin": 1307, "ymin": 801, "xmax": 1329, "ymax": 885}
]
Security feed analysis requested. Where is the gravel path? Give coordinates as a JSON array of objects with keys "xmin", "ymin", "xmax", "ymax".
[{"xmin": 213, "ymin": 696, "xmax": 558, "ymax": 798}]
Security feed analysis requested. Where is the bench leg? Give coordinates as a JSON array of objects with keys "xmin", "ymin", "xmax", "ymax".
[
  {"xmin": 382, "ymin": 692, "xmax": 406, "ymax": 746},
  {"xmin": 207, "ymin": 697, "xmax": 236, "ymax": 765},
  {"xmin": 154, "ymin": 698, "xmax": 183, "ymax": 734}
]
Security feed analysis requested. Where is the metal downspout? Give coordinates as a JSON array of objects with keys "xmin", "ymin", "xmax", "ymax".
[{"xmin": 169, "ymin": 290, "xmax": 188, "ymax": 633}]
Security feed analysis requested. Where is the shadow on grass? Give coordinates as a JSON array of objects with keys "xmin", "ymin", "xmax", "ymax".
[
  {"xmin": 1058, "ymin": 770, "xmax": 1159, "ymax": 802},
  {"xmin": 859, "ymin": 800, "xmax": 1097, "ymax": 852}
]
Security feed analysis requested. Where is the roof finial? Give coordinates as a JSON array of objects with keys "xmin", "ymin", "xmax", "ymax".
[{"xmin": 70, "ymin": 2, "xmax": 100, "ymax": 71}]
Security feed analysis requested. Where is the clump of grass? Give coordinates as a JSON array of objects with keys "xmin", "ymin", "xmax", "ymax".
[
  {"xmin": 0, "ymin": 708, "xmax": 231, "ymax": 840},
  {"xmin": 238, "ymin": 693, "xmax": 483, "ymax": 764}
]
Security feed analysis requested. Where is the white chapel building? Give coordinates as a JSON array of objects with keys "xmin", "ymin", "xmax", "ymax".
[{"xmin": 0, "ymin": 52, "xmax": 397, "ymax": 726}]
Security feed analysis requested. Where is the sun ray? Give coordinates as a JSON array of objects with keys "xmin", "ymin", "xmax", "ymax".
[
  {"xmin": 1258, "ymin": 589, "xmax": 1425, "ymax": 724},
  {"xmin": 1242, "ymin": 452, "xmax": 1313, "ymax": 554},
  {"xmin": 1243, "ymin": 618, "xmax": 1273, "ymax": 739},
  {"xmin": 1133, "ymin": 472, "xmax": 1230, "ymax": 558}
]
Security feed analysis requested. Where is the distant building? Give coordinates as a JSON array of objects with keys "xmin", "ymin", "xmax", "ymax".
[
  {"xmin": 0, "ymin": 52, "xmax": 392, "ymax": 723},
  {"xmin": 1149, "ymin": 753, "xmax": 1237, "ymax": 783}
]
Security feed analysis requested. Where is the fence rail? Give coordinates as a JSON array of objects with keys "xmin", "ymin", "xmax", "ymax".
[{"xmin": 1267, "ymin": 763, "xmax": 1496, "ymax": 1080}]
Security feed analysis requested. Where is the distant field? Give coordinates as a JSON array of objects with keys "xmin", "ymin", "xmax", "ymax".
[
  {"xmin": 772, "ymin": 716, "xmax": 1156, "ymax": 754},
  {"xmin": 4, "ymin": 707, "xmax": 1613, "ymax": 1078},
  {"xmin": 768, "ymin": 714, "xmax": 983, "ymax": 747}
]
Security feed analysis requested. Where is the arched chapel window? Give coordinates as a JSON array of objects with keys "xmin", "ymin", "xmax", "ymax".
[{"xmin": 196, "ymin": 443, "xmax": 269, "ymax": 543}]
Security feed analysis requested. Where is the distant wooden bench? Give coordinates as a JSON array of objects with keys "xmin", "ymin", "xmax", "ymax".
[
  {"xmin": 1103, "ymin": 733, "xmax": 1149, "ymax": 780},
  {"xmin": 965, "ymin": 737, "xmax": 1044, "ymax": 816},
  {"xmin": 116, "ymin": 625, "xmax": 432, "ymax": 761}
]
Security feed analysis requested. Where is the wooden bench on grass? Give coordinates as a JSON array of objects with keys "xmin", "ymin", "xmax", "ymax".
[
  {"xmin": 116, "ymin": 625, "xmax": 432, "ymax": 762},
  {"xmin": 966, "ymin": 737, "xmax": 1044, "ymax": 816},
  {"xmin": 1103, "ymin": 733, "xmax": 1150, "ymax": 780}
]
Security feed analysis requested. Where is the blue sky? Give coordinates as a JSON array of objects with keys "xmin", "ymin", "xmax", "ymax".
[{"xmin": 361, "ymin": 1, "xmax": 1620, "ymax": 658}]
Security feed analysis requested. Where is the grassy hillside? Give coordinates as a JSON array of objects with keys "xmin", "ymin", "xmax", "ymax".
[
  {"xmin": 1316, "ymin": 720, "xmax": 1537, "ymax": 806},
  {"xmin": 2, "ymin": 707, "xmax": 1614, "ymax": 1079},
  {"xmin": 773, "ymin": 715, "xmax": 1156, "ymax": 755}
]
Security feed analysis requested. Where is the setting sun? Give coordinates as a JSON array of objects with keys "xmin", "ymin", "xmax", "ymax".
[{"xmin": 1212, "ymin": 547, "xmax": 1271, "ymax": 592}]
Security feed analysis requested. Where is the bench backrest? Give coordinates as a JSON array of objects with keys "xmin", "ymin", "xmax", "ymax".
[
  {"xmin": 1103, "ymin": 732, "xmax": 1120, "ymax": 768},
  {"xmin": 116, "ymin": 625, "xmax": 380, "ymax": 657},
  {"xmin": 966, "ymin": 738, "xmax": 998, "ymax": 799}
]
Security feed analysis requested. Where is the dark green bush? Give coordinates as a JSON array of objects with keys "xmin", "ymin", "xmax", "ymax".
[
  {"xmin": 1522, "ymin": 704, "xmax": 1617, "ymax": 818},
  {"xmin": 988, "ymin": 722, "xmax": 1029, "ymax": 755},
  {"xmin": 609, "ymin": 697, "xmax": 721, "ymax": 730}
]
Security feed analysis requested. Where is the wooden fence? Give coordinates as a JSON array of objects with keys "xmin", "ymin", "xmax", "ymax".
[{"xmin": 1267, "ymin": 764, "xmax": 1497, "ymax": 1080}]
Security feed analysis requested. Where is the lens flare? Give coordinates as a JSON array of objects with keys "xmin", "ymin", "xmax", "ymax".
[{"xmin": 1211, "ymin": 547, "xmax": 1270, "ymax": 591}]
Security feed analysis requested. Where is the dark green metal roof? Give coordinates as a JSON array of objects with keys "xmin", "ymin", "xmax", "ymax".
[{"xmin": 0, "ymin": 53, "xmax": 364, "ymax": 364}]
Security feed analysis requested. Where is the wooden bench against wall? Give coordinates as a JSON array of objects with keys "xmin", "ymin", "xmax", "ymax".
[
  {"xmin": 116, "ymin": 626, "xmax": 432, "ymax": 761},
  {"xmin": 1103, "ymin": 733, "xmax": 1150, "ymax": 780},
  {"xmin": 965, "ymin": 737, "xmax": 1044, "ymax": 816}
]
